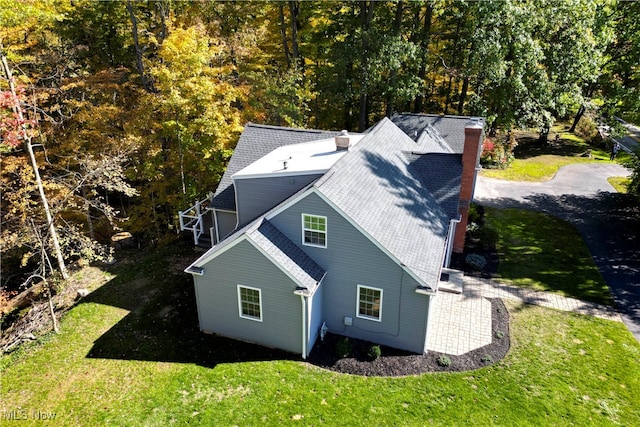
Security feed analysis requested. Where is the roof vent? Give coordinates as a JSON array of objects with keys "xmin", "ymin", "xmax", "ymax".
[{"xmin": 335, "ymin": 130, "xmax": 350, "ymax": 151}]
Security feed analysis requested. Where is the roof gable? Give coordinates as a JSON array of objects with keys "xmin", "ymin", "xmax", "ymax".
[
  {"xmin": 186, "ymin": 216, "xmax": 325, "ymax": 294},
  {"xmin": 313, "ymin": 118, "xmax": 454, "ymax": 286},
  {"xmin": 391, "ymin": 113, "xmax": 478, "ymax": 154},
  {"xmin": 249, "ymin": 220, "xmax": 325, "ymax": 292}
]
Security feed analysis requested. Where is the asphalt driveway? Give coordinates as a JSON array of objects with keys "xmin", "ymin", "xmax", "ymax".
[
  {"xmin": 613, "ymin": 117, "xmax": 640, "ymax": 153},
  {"xmin": 474, "ymin": 163, "xmax": 640, "ymax": 341}
]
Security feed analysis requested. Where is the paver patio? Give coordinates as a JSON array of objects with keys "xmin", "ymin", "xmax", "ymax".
[{"xmin": 426, "ymin": 275, "xmax": 622, "ymax": 356}]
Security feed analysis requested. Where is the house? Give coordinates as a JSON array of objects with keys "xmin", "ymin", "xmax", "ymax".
[{"xmin": 181, "ymin": 114, "xmax": 484, "ymax": 358}]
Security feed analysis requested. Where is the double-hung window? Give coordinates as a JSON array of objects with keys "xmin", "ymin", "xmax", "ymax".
[
  {"xmin": 237, "ymin": 285, "xmax": 262, "ymax": 321},
  {"xmin": 302, "ymin": 214, "xmax": 327, "ymax": 248},
  {"xmin": 356, "ymin": 285, "xmax": 383, "ymax": 322}
]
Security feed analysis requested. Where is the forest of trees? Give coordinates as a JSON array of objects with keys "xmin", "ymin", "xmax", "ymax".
[{"xmin": 1, "ymin": 0, "xmax": 639, "ymax": 287}]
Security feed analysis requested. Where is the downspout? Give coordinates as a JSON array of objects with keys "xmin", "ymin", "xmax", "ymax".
[
  {"xmin": 213, "ymin": 209, "xmax": 221, "ymax": 244},
  {"xmin": 294, "ymin": 273, "xmax": 325, "ymax": 359},
  {"xmin": 295, "ymin": 290, "xmax": 307, "ymax": 359},
  {"xmin": 233, "ymin": 177, "xmax": 241, "ymax": 229},
  {"xmin": 445, "ymin": 217, "xmax": 461, "ymax": 268},
  {"xmin": 423, "ymin": 294, "xmax": 435, "ymax": 354},
  {"xmin": 306, "ymin": 294, "xmax": 312, "ymax": 358}
]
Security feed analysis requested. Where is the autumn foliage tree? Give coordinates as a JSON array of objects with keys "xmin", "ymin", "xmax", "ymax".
[{"xmin": 2, "ymin": 0, "xmax": 640, "ymax": 288}]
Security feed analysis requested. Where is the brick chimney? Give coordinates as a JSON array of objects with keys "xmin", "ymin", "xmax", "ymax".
[
  {"xmin": 453, "ymin": 118, "xmax": 484, "ymax": 253},
  {"xmin": 335, "ymin": 130, "xmax": 350, "ymax": 151}
]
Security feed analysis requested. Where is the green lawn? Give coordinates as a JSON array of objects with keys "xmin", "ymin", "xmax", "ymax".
[
  {"xmin": 485, "ymin": 208, "xmax": 613, "ymax": 305},
  {"xmin": 2, "ymin": 244, "xmax": 639, "ymax": 425},
  {"xmin": 481, "ymin": 127, "xmax": 630, "ymax": 181},
  {"xmin": 609, "ymin": 176, "xmax": 631, "ymax": 193},
  {"xmin": 481, "ymin": 155, "xmax": 607, "ymax": 181}
]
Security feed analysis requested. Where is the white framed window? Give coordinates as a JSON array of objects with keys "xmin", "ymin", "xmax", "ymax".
[
  {"xmin": 356, "ymin": 285, "xmax": 383, "ymax": 322},
  {"xmin": 302, "ymin": 214, "xmax": 327, "ymax": 248},
  {"xmin": 237, "ymin": 285, "xmax": 262, "ymax": 322}
]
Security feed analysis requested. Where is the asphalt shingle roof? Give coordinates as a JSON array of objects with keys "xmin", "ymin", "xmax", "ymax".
[
  {"xmin": 193, "ymin": 115, "xmax": 477, "ymax": 291},
  {"xmin": 249, "ymin": 220, "xmax": 325, "ymax": 292},
  {"xmin": 405, "ymin": 152, "xmax": 462, "ymax": 220},
  {"xmin": 212, "ymin": 123, "xmax": 339, "ymax": 211},
  {"xmin": 188, "ymin": 215, "xmax": 325, "ymax": 293},
  {"xmin": 314, "ymin": 118, "xmax": 453, "ymax": 287},
  {"xmin": 391, "ymin": 113, "xmax": 480, "ymax": 154}
]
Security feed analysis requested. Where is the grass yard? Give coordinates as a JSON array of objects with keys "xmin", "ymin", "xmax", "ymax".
[
  {"xmin": 2, "ymin": 243, "xmax": 639, "ymax": 425},
  {"xmin": 481, "ymin": 155, "xmax": 606, "ymax": 181},
  {"xmin": 485, "ymin": 208, "xmax": 613, "ymax": 305},
  {"xmin": 608, "ymin": 176, "xmax": 631, "ymax": 193},
  {"xmin": 481, "ymin": 127, "xmax": 630, "ymax": 182}
]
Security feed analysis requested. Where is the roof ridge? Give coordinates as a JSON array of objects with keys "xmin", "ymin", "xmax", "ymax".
[
  {"xmin": 392, "ymin": 112, "xmax": 474, "ymax": 120},
  {"xmin": 313, "ymin": 117, "xmax": 392, "ymax": 189},
  {"xmin": 244, "ymin": 122, "xmax": 337, "ymax": 134}
]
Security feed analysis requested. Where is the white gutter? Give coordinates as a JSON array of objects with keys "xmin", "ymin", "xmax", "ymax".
[{"xmin": 233, "ymin": 169, "xmax": 329, "ymax": 180}]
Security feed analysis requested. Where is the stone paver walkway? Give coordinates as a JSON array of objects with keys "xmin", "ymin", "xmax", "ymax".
[
  {"xmin": 475, "ymin": 163, "xmax": 640, "ymax": 341},
  {"xmin": 426, "ymin": 275, "xmax": 622, "ymax": 356}
]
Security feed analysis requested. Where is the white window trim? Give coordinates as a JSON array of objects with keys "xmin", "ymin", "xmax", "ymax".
[
  {"xmin": 356, "ymin": 284, "xmax": 383, "ymax": 322},
  {"xmin": 301, "ymin": 213, "xmax": 327, "ymax": 248},
  {"xmin": 237, "ymin": 285, "xmax": 263, "ymax": 322}
]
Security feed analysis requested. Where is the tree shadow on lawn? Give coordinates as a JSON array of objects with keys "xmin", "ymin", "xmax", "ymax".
[
  {"xmin": 82, "ymin": 242, "xmax": 511, "ymax": 374},
  {"xmin": 512, "ymin": 133, "xmax": 605, "ymax": 160},
  {"xmin": 83, "ymin": 257, "xmax": 298, "ymax": 369},
  {"xmin": 476, "ymin": 191, "xmax": 640, "ymax": 333}
]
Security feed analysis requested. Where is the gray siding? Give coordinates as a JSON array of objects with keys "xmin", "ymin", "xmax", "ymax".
[
  {"xmin": 215, "ymin": 210, "xmax": 237, "ymax": 242},
  {"xmin": 270, "ymin": 192, "xmax": 429, "ymax": 353},
  {"xmin": 235, "ymin": 174, "xmax": 322, "ymax": 226},
  {"xmin": 195, "ymin": 239, "xmax": 302, "ymax": 355}
]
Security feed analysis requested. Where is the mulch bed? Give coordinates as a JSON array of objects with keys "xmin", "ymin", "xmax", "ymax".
[{"xmin": 306, "ymin": 298, "xmax": 510, "ymax": 377}]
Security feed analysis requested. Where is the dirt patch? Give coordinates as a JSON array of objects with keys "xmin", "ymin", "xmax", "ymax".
[
  {"xmin": 1, "ymin": 265, "xmax": 112, "ymax": 352},
  {"xmin": 307, "ymin": 298, "xmax": 509, "ymax": 377}
]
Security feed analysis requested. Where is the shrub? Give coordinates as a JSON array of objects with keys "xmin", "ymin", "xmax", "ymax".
[
  {"xmin": 437, "ymin": 355, "xmax": 452, "ymax": 367},
  {"xmin": 622, "ymin": 152, "xmax": 640, "ymax": 200},
  {"xmin": 335, "ymin": 337, "xmax": 350, "ymax": 358},
  {"xmin": 367, "ymin": 345, "xmax": 381, "ymax": 361},
  {"xmin": 574, "ymin": 114, "xmax": 599, "ymax": 142},
  {"xmin": 465, "ymin": 253, "xmax": 487, "ymax": 270},
  {"xmin": 466, "ymin": 221, "xmax": 480, "ymax": 234},
  {"xmin": 480, "ymin": 134, "xmax": 517, "ymax": 169},
  {"xmin": 468, "ymin": 203, "xmax": 483, "ymax": 225},
  {"xmin": 477, "ymin": 226, "xmax": 499, "ymax": 249}
]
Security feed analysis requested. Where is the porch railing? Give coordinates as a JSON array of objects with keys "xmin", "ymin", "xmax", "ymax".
[{"xmin": 179, "ymin": 197, "xmax": 210, "ymax": 245}]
